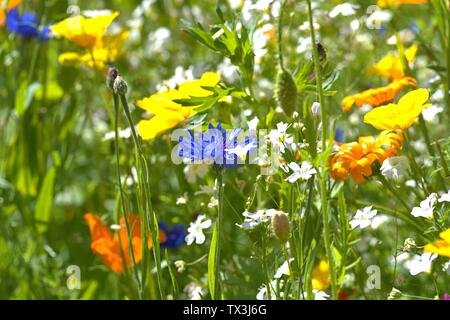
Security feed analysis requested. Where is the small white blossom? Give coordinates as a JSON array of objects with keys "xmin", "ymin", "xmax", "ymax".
[
  {"xmin": 349, "ymin": 206, "xmax": 378, "ymax": 229},
  {"xmin": 422, "ymin": 105, "xmax": 443, "ymax": 121},
  {"xmin": 183, "ymin": 164, "xmax": 209, "ymax": 184},
  {"xmin": 267, "ymin": 122, "xmax": 294, "ymax": 154},
  {"xmin": 311, "ymin": 102, "xmax": 321, "ymax": 116},
  {"xmin": 380, "ymin": 156, "xmax": 409, "ymax": 181},
  {"xmin": 176, "ymin": 193, "xmax": 188, "ymax": 205},
  {"xmin": 285, "ymin": 161, "xmax": 317, "ymax": 183},
  {"xmin": 405, "ymin": 252, "xmax": 437, "ymax": 276},
  {"xmin": 185, "ymin": 215, "xmax": 212, "ymax": 245},
  {"xmin": 256, "ymin": 280, "xmax": 278, "ymax": 300},
  {"xmin": 236, "ymin": 209, "xmax": 276, "ymax": 229},
  {"xmin": 195, "ymin": 185, "xmax": 216, "ymax": 196},
  {"xmin": 411, "ymin": 193, "xmax": 437, "ymax": 218},
  {"xmin": 248, "ymin": 117, "xmax": 259, "ymax": 131},
  {"xmin": 312, "ymin": 290, "xmax": 329, "ymax": 300},
  {"xmin": 207, "ymin": 196, "xmax": 219, "ymax": 208},
  {"xmin": 438, "ymin": 189, "xmax": 450, "ymax": 203},
  {"xmin": 184, "ymin": 283, "xmax": 205, "ymax": 300},
  {"xmin": 274, "ymin": 259, "xmax": 294, "ymax": 279},
  {"xmin": 329, "ymin": 3, "xmax": 359, "ymax": 18}
]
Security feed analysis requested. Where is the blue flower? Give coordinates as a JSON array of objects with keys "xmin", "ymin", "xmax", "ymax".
[
  {"xmin": 159, "ymin": 223, "xmax": 186, "ymax": 249},
  {"xmin": 177, "ymin": 123, "xmax": 257, "ymax": 168},
  {"xmin": 334, "ymin": 128, "xmax": 345, "ymax": 143},
  {"xmin": 6, "ymin": 9, "xmax": 52, "ymax": 41}
]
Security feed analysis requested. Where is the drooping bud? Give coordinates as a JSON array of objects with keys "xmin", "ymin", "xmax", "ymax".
[
  {"xmin": 107, "ymin": 65, "xmax": 119, "ymax": 91},
  {"xmin": 311, "ymin": 101, "xmax": 321, "ymax": 116},
  {"xmin": 113, "ymin": 75, "xmax": 128, "ymax": 96},
  {"xmin": 174, "ymin": 260, "xmax": 186, "ymax": 273},
  {"xmin": 387, "ymin": 288, "xmax": 402, "ymax": 300},
  {"xmin": 271, "ymin": 211, "xmax": 290, "ymax": 242},
  {"xmin": 403, "ymin": 238, "xmax": 416, "ymax": 252},
  {"xmin": 274, "ymin": 68, "xmax": 298, "ymax": 116}
]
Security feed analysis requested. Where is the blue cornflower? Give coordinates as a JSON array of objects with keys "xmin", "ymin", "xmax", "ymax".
[
  {"xmin": 334, "ymin": 128, "xmax": 345, "ymax": 143},
  {"xmin": 6, "ymin": 9, "xmax": 52, "ymax": 41},
  {"xmin": 159, "ymin": 223, "xmax": 186, "ymax": 249},
  {"xmin": 177, "ymin": 123, "xmax": 257, "ymax": 168}
]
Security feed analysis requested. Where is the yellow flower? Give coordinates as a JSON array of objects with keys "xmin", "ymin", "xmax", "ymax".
[
  {"xmin": 377, "ymin": 0, "xmax": 428, "ymax": 8},
  {"xmin": 342, "ymin": 77, "xmax": 416, "ymax": 111},
  {"xmin": 312, "ymin": 260, "xmax": 330, "ymax": 291},
  {"xmin": 368, "ymin": 45, "xmax": 418, "ymax": 81},
  {"xmin": 424, "ymin": 228, "xmax": 450, "ymax": 258},
  {"xmin": 58, "ymin": 31, "xmax": 128, "ymax": 70},
  {"xmin": 137, "ymin": 72, "xmax": 221, "ymax": 140},
  {"xmin": 330, "ymin": 130, "xmax": 403, "ymax": 184},
  {"xmin": 50, "ymin": 12, "xmax": 119, "ymax": 48},
  {"xmin": 364, "ymin": 88, "xmax": 431, "ymax": 131}
]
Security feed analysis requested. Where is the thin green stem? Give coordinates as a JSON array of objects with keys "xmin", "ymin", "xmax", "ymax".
[
  {"xmin": 277, "ymin": 0, "xmax": 287, "ymax": 67},
  {"xmin": 213, "ymin": 167, "xmax": 224, "ymax": 299}
]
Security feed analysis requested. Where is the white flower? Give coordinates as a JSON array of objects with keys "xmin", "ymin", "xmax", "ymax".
[
  {"xmin": 443, "ymin": 261, "xmax": 450, "ymax": 272},
  {"xmin": 248, "ymin": 117, "xmax": 259, "ymax": 131},
  {"xmin": 312, "ymin": 290, "xmax": 329, "ymax": 300},
  {"xmin": 185, "ymin": 215, "xmax": 212, "ymax": 245},
  {"xmin": 422, "ymin": 105, "xmax": 443, "ymax": 121},
  {"xmin": 207, "ymin": 196, "xmax": 218, "ymax": 208},
  {"xmin": 176, "ymin": 193, "xmax": 188, "ymax": 205},
  {"xmin": 256, "ymin": 280, "xmax": 277, "ymax": 300},
  {"xmin": 194, "ymin": 185, "xmax": 216, "ymax": 196},
  {"xmin": 274, "ymin": 259, "xmax": 294, "ymax": 279},
  {"xmin": 285, "ymin": 161, "xmax": 317, "ymax": 183},
  {"xmin": 311, "ymin": 102, "xmax": 321, "ymax": 116},
  {"xmin": 380, "ymin": 156, "xmax": 409, "ymax": 181},
  {"xmin": 183, "ymin": 164, "xmax": 209, "ymax": 184},
  {"xmin": 411, "ymin": 193, "xmax": 437, "ymax": 218},
  {"xmin": 184, "ymin": 283, "xmax": 205, "ymax": 300},
  {"xmin": 102, "ymin": 127, "xmax": 133, "ymax": 141},
  {"xmin": 329, "ymin": 3, "xmax": 359, "ymax": 18},
  {"xmin": 349, "ymin": 206, "xmax": 378, "ymax": 229},
  {"xmin": 366, "ymin": 9, "xmax": 392, "ymax": 30},
  {"xmin": 267, "ymin": 122, "xmax": 294, "ymax": 154},
  {"xmin": 225, "ymin": 141, "xmax": 257, "ymax": 160},
  {"xmin": 405, "ymin": 252, "xmax": 437, "ymax": 276},
  {"xmin": 236, "ymin": 209, "xmax": 276, "ymax": 229},
  {"xmin": 438, "ymin": 189, "xmax": 450, "ymax": 203}
]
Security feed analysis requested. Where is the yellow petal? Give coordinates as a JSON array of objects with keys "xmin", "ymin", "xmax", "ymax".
[{"xmin": 58, "ymin": 52, "xmax": 82, "ymax": 66}]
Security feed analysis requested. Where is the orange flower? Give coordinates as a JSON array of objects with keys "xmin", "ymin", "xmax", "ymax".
[
  {"xmin": 330, "ymin": 130, "xmax": 404, "ymax": 184},
  {"xmin": 84, "ymin": 213, "xmax": 167, "ymax": 272},
  {"xmin": 377, "ymin": 0, "xmax": 428, "ymax": 8},
  {"xmin": 342, "ymin": 77, "xmax": 416, "ymax": 111},
  {"xmin": 0, "ymin": 0, "xmax": 21, "ymax": 26}
]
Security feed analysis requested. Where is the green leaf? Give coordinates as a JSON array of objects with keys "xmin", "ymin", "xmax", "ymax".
[
  {"xmin": 208, "ymin": 222, "xmax": 218, "ymax": 299},
  {"xmin": 165, "ymin": 250, "xmax": 179, "ymax": 299},
  {"xmin": 15, "ymin": 81, "xmax": 39, "ymax": 116},
  {"xmin": 34, "ymin": 167, "xmax": 57, "ymax": 233}
]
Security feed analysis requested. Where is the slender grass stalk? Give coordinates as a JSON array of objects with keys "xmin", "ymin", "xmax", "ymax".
[
  {"xmin": 212, "ymin": 167, "xmax": 224, "ymax": 299},
  {"xmin": 306, "ymin": 0, "xmax": 337, "ymax": 299},
  {"xmin": 261, "ymin": 233, "xmax": 272, "ymax": 300},
  {"xmin": 277, "ymin": 0, "xmax": 287, "ymax": 68},
  {"xmin": 118, "ymin": 94, "xmax": 165, "ymax": 299},
  {"xmin": 112, "ymin": 94, "xmax": 143, "ymax": 299}
]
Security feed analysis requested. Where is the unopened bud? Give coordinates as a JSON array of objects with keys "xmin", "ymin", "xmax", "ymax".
[
  {"xmin": 113, "ymin": 76, "xmax": 128, "ymax": 96},
  {"xmin": 271, "ymin": 211, "xmax": 290, "ymax": 242},
  {"xmin": 107, "ymin": 65, "xmax": 119, "ymax": 91},
  {"xmin": 403, "ymin": 238, "xmax": 416, "ymax": 252},
  {"xmin": 174, "ymin": 260, "xmax": 186, "ymax": 273},
  {"xmin": 387, "ymin": 288, "xmax": 402, "ymax": 300},
  {"xmin": 275, "ymin": 68, "xmax": 298, "ymax": 115},
  {"xmin": 311, "ymin": 102, "xmax": 321, "ymax": 116}
]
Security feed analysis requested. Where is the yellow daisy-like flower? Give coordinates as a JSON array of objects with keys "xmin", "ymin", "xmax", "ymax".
[
  {"xmin": 364, "ymin": 88, "xmax": 431, "ymax": 131},
  {"xmin": 312, "ymin": 260, "xmax": 330, "ymax": 291},
  {"xmin": 342, "ymin": 77, "xmax": 416, "ymax": 111},
  {"xmin": 377, "ymin": 0, "xmax": 428, "ymax": 8},
  {"xmin": 424, "ymin": 228, "xmax": 450, "ymax": 258},
  {"xmin": 137, "ymin": 72, "xmax": 221, "ymax": 140},
  {"xmin": 58, "ymin": 30, "xmax": 129, "ymax": 70},
  {"xmin": 368, "ymin": 45, "xmax": 418, "ymax": 81},
  {"xmin": 0, "ymin": 0, "xmax": 21, "ymax": 26},
  {"xmin": 50, "ymin": 12, "xmax": 119, "ymax": 48},
  {"xmin": 330, "ymin": 130, "xmax": 404, "ymax": 184}
]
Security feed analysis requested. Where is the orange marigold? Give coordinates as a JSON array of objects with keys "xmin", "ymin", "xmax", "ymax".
[
  {"xmin": 330, "ymin": 130, "xmax": 404, "ymax": 184},
  {"xmin": 84, "ymin": 213, "xmax": 167, "ymax": 272},
  {"xmin": 342, "ymin": 77, "xmax": 416, "ymax": 111}
]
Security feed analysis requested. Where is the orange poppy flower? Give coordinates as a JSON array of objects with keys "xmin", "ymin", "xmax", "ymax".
[
  {"xmin": 84, "ymin": 213, "xmax": 167, "ymax": 272},
  {"xmin": 330, "ymin": 130, "xmax": 404, "ymax": 184},
  {"xmin": 342, "ymin": 77, "xmax": 416, "ymax": 111},
  {"xmin": 0, "ymin": 0, "xmax": 21, "ymax": 26},
  {"xmin": 377, "ymin": 0, "xmax": 428, "ymax": 8}
]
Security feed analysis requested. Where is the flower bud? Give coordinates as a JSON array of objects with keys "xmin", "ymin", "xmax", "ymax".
[
  {"xmin": 107, "ymin": 65, "xmax": 119, "ymax": 91},
  {"xmin": 403, "ymin": 238, "xmax": 416, "ymax": 252},
  {"xmin": 388, "ymin": 288, "xmax": 402, "ymax": 300},
  {"xmin": 113, "ymin": 76, "xmax": 128, "ymax": 96},
  {"xmin": 174, "ymin": 260, "xmax": 186, "ymax": 273},
  {"xmin": 311, "ymin": 102, "xmax": 321, "ymax": 116},
  {"xmin": 275, "ymin": 68, "xmax": 298, "ymax": 115},
  {"xmin": 271, "ymin": 211, "xmax": 290, "ymax": 242}
]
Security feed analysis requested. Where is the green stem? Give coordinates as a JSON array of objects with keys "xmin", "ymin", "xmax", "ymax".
[
  {"xmin": 277, "ymin": 0, "xmax": 287, "ymax": 67},
  {"xmin": 113, "ymin": 94, "xmax": 143, "ymax": 299},
  {"xmin": 261, "ymin": 233, "xmax": 272, "ymax": 300},
  {"xmin": 214, "ymin": 167, "xmax": 224, "ymax": 299}
]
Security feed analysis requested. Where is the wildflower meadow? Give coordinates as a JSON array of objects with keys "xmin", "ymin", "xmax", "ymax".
[{"xmin": 1, "ymin": 0, "xmax": 450, "ymax": 302}]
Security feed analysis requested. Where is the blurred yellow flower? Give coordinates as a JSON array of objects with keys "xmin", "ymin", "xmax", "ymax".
[
  {"xmin": 137, "ymin": 72, "xmax": 221, "ymax": 140},
  {"xmin": 342, "ymin": 77, "xmax": 416, "ymax": 111},
  {"xmin": 424, "ymin": 228, "xmax": 450, "ymax": 258},
  {"xmin": 312, "ymin": 260, "xmax": 330, "ymax": 291},
  {"xmin": 50, "ymin": 11, "xmax": 119, "ymax": 48},
  {"xmin": 58, "ymin": 30, "xmax": 128, "ymax": 70},
  {"xmin": 377, "ymin": 0, "xmax": 428, "ymax": 8},
  {"xmin": 364, "ymin": 88, "xmax": 431, "ymax": 130},
  {"xmin": 368, "ymin": 45, "xmax": 418, "ymax": 81},
  {"xmin": 330, "ymin": 130, "xmax": 403, "ymax": 184},
  {"xmin": 0, "ymin": 0, "xmax": 21, "ymax": 26}
]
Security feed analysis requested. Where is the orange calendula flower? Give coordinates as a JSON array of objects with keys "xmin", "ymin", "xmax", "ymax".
[
  {"xmin": 84, "ymin": 213, "xmax": 167, "ymax": 272},
  {"xmin": 330, "ymin": 130, "xmax": 404, "ymax": 184},
  {"xmin": 50, "ymin": 11, "xmax": 119, "ymax": 48},
  {"xmin": 342, "ymin": 77, "xmax": 416, "ymax": 111},
  {"xmin": 312, "ymin": 260, "xmax": 330, "ymax": 291},
  {"xmin": 0, "ymin": 0, "xmax": 21, "ymax": 26},
  {"xmin": 424, "ymin": 228, "xmax": 450, "ymax": 258},
  {"xmin": 368, "ymin": 45, "xmax": 418, "ymax": 81},
  {"xmin": 364, "ymin": 88, "xmax": 431, "ymax": 130},
  {"xmin": 377, "ymin": 0, "xmax": 428, "ymax": 8},
  {"xmin": 137, "ymin": 72, "xmax": 221, "ymax": 140}
]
